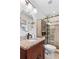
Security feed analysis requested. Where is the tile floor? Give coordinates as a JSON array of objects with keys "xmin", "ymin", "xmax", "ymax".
[
  {"xmin": 54, "ymin": 52, "xmax": 59, "ymax": 59},
  {"xmin": 55, "ymin": 49, "xmax": 59, "ymax": 59}
]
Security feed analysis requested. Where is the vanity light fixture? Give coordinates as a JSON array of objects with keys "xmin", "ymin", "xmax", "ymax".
[{"xmin": 25, "ymin": 0, "xmax": 38, "ymax": 15}]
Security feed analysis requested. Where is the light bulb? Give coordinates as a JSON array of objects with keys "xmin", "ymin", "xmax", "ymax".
[
  {"xmin": 30, "ymin": 8, "xmax": 37, "ymax": 15},
  {"xmin": 48, "ymin": 0, "xmax": 52, "ymax": 4},
  {"xmin": 26, "ymin": 3, "xmax": 33, "ymax": 13}
]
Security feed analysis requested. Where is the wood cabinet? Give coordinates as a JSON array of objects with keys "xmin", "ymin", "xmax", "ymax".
[{"xmin": 20, "ymin": 41, "xmax": 45, "ymax": 59}]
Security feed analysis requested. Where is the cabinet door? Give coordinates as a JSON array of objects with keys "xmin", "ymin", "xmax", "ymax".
[
  {"xmin": 27, "ymin": 42, "xmax": 45, "ymax": 59},
  {"xmin": 20, "ymin": 48, "xmax": 26, "ymax": 59}
]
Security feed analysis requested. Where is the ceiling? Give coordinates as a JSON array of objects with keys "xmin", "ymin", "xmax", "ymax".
[{"xmin": 20, "ymin": 0, "xmax": 59, "ymax": 19}]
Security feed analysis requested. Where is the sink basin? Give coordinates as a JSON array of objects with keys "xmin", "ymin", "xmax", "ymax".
[{"xmin": 28, "ymin": 40, "xmax": 37, "ymax": 43}]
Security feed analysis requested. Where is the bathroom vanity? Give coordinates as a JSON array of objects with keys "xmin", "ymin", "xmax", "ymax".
[{"xmin": 20, "ymin": 37, "xmax": 45, "ymax": 59}]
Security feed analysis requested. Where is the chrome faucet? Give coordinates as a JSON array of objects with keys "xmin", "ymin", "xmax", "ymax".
[{"xmin": 27, "ymin": 33, "xmax": 32, "ymax": 39}]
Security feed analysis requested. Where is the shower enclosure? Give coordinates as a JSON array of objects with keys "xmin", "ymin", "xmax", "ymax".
[{"xmin": 41, "ymin": 16, "xmax": 59, "ymax": 48}]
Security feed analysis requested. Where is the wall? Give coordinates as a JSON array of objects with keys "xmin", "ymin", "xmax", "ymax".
[
  {"xmin": 36, "ymin": 20, "xmax": 42, "ymax": 37},
  {"xmin": 50, "ymin": 16, "xmax": 59, "ymax": 48},
  {"xmin": 53, "ymin": 24, "xmax": 59, "ymax": 48},
  {"xmin": 20, "ymin": 12, "xmax": 37, "ymax": 39}
]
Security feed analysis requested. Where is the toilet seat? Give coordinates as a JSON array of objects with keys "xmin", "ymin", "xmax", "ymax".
[{"xmin": 44, "ymin": 44, "xmax": 56, "ymax": 54}]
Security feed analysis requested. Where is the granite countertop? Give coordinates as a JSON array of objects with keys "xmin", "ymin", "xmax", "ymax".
[{"xmin": 20, "ymin": 37, "xmax": 45, "ymax": 50}]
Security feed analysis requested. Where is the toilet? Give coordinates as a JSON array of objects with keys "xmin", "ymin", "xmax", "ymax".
[{"xmin": 44, "ymin": 44, "xmax": 56, "ymax": 59}]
